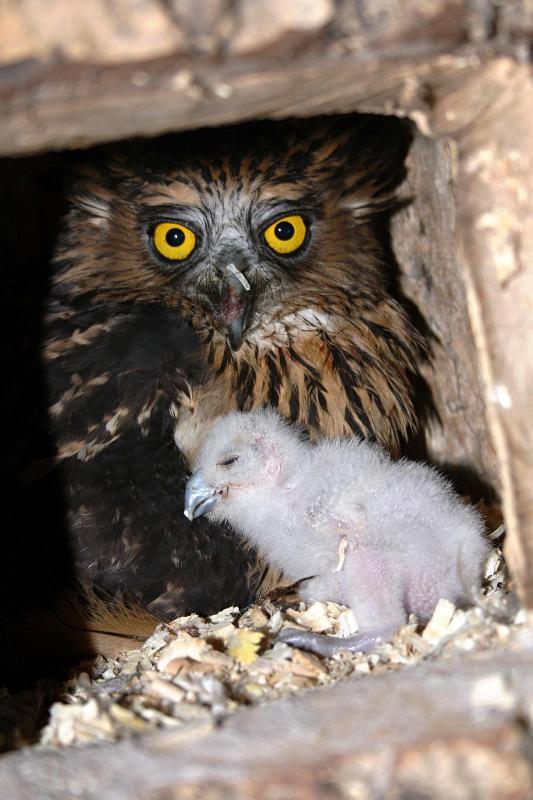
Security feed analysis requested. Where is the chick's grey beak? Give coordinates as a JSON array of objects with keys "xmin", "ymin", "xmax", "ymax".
[{"xmin": 184, "ymin": 470, "xmax": 219, "ymax": 521}]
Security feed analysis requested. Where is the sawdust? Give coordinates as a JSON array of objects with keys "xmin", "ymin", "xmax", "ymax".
[{"xmin": 1, "ymin": 527, "xmax": 529, "ymax": 751}]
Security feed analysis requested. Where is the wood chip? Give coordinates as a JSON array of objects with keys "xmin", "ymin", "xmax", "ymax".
[
  {"xmin": 286, "ymin": 602, "xmax": 332, "ymax": 632},
  {"xmin": 205, "ymin": 622, "xmax": 237, "ymax": 645},
  {"xmin": 208, "ymin": 607, "xmax": 240, "ymax": 623},
  {"xmin": 422, "ymin": 598, "xmax": 457, "ymax": 643},
  {"xmin": 157, "ymin": 633, "xmax": 210, "ymax": 672},
  {"xmin": 337, "ymin": 609, "xmax": 358, "ymax": 636},
  {"xmin": 289, "ymin": 650, "xmax": 327, "ymax": 679},
  {"xmin": 238, "ymin": 606, "xmax": 269, "ymax": 629},
  {"xmin": 144, "ymin": 679, "xmax": 186, "ymax": 705},
  {"xmin": 5, "ymin": 533, "xmax": 518, "ymax": 753},
  {"xmin": 107, "ymin": 704, "xmax": 149, "ymax": 732},
  {"xmin": 226, "ymin": 630, "xmax": 264, "ymax": 665}
]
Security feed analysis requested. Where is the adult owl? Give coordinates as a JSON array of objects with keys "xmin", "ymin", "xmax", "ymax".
[{"xmin": 3, "ymin": 115, "xmax": 420, "ymax": 660}]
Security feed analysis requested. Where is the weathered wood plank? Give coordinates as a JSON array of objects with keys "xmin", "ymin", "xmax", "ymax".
[
  {"xmin": 0, "ymin": 0, "xmax": 474, "ymax": 67},
  {"xmin": 393, "ymin": 133, "xmax": 500, "ymax": 495},
  {"xmin": 0, "ymin": 51, "xmax": 477, "ymax": 156},
  {"xmin": 390, "ymin": 57, "xmax": 533, "ymax": 607},
  {"xmin": 0, "ymin": 0, "xmax": 528, "ymax": 157},
  {"xmin": 1, "ymin": 651, "xmax": 532, "ymax": 799},
  {"xmin": 451, "ymin": 62, "xmax": 533, "ymax": 610}
]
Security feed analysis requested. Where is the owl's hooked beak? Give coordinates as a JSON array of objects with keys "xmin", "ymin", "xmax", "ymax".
[
  {"xmin": 219, "ymin": 264, "xmax": 252, "ymax": 351},
  {"xmin": 184, "ymin": 470, "xmax": 219, "ymax": 521}
]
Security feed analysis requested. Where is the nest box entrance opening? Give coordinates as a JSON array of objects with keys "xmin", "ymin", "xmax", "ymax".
[{"xmin": 0, "ymin": 111, "xmax": 505, "ymax": 692}]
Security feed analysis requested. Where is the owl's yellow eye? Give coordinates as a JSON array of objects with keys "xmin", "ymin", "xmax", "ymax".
[
  {"xmin": 263, "ymin": 215, "xmax": 307, "ymax": 255},
  {"xmin": 152, "ymin": 222, "xmax": 197, "ymax": 261}
]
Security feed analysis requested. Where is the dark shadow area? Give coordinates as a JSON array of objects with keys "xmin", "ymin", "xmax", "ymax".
[
  {"xmin": 0, "ymin": 152, "xmax": 92, "ymax": 690},
  {"xmin": 438, "ymin": 462, "xmax": 498, "ymax": 505}
]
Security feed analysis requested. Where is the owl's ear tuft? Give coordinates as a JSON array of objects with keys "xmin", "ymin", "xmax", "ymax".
[
  {"xmin": 75, "ymin": 189, "xmax": 112, "ymax": 229},
  {"xmin": 317, "ymin": 115, "xmax": 414, "ymax": 221}
]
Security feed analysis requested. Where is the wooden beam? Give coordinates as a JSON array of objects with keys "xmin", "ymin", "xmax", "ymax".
[
  {"xmin": 1, "ymin": 651, "xmax": 532, "ymax": 798},
  {"xmin": 0, "ymin": 0, "xmax": 529, "ymax": 157}
]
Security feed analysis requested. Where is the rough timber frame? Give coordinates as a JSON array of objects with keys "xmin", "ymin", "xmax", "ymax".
[{"xmin": 0, "ymin": 1, "xmax": 532, "ymax": 795}]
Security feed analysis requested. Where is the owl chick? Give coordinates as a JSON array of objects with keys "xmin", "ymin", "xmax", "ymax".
[{"xmin": 184, "ymin": 409, "xmax": 490, "ymax": 657}]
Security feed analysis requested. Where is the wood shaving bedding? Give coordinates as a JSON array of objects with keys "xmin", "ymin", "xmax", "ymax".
[{"xmin": 1, "ymin": 533, "xmax": 529, "ymax": 751}]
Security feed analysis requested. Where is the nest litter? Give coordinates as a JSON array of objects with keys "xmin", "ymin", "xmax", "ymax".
[
  {"xmin": 13, "ymin": 528, "xmax": 523, "ymax": 750},
  {"xmin": 1, "ymin": 523, "xmax": 530, "ymax": 752}
]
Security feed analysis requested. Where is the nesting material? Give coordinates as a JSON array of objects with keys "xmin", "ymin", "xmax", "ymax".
[
  {"xmin": 422, "ymin": 599, "xmax": 457, "ymax": 644},
  {"xmin": 13, "ymin": 535, "xmax": 522, "ymax": 751},
  {"xmin": 0, "ymin": 525, "xmax": 528, "ymax": 752}
]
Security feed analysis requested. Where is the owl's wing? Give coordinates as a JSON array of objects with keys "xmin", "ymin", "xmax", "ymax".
[
  {"xmin": 303, "ymin": 484, "xmax": 366, "ymax": 539},
  {"xmin": 1, "ymin": 297, "xmax": 257, "ymax": 682},
  {"xmin": 64, "ymin": 421, "xmax": 257, "ymax": 619},
  {"xmin": 39, "ymin": 301, "xmax": 257, "ymax": 619},
  {"xmin": 43, "ymin": 302, "xmax": 204, "ymax": 464}
]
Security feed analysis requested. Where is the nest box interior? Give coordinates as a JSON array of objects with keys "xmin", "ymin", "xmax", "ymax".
[{"xmin": 1, "ymin": 0, "xmax": 532, "ymax": 796}]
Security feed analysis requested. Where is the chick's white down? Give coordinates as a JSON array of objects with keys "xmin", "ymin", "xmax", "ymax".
[{"xmin": 188, "ymin": 409, "xmax": 490, "ymax": 656}]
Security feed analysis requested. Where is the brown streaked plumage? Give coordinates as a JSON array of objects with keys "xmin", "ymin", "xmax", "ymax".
[{"xmin": 13, "ymin": 115, "xmax": 421, "ymax": 656}]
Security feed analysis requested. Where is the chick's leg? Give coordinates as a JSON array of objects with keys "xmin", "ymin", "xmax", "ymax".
[
  {"xmin": 278, "ymin": 550, "xmax": 407, "ymax": 657},
  {"xmin": 277, "ymin": 625, "xmax": 399, "ymax": 657}
]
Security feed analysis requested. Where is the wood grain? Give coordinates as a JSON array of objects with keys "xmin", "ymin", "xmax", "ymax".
[{"xmin": 1, "ymin": 650, "xmax": 532, "ymax": 799}]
